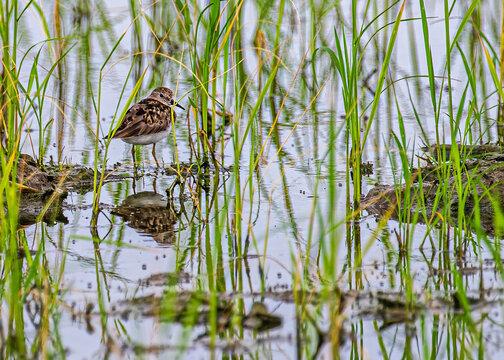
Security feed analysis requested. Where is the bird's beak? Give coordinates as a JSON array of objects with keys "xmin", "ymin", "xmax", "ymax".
[{"xmin": 175, "ymin": 103, "xmax": 185, "ymax": 110}]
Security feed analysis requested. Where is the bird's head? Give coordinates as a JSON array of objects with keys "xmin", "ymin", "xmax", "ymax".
[{"xmin": 149, "ymin": 87, "xmax": 185, "ymax": 110}]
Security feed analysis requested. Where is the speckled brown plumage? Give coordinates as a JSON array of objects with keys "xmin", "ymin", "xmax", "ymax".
[
  {"xmin": 107, "ymin": 87, "xmax": 184, "ymax": 167},
  {"xmin": 113, "ymin": 98, "xmax": 175, "ymax": 139}
]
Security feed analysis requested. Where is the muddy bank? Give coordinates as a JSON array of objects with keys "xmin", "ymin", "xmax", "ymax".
[
  {"xmin": 14, "ymin": 154, "xmax": 99, "ymax": 226},
  {"xmin": 364, "ymin": 145, "xmax": 504, "ymax": 234},
  {"xmin": 12, "ymin": 154, "xmax": 120, "ymax": 226},
  {"xmin": 12, "ymin": 154, "xmax": 208, "ymax": 229}
]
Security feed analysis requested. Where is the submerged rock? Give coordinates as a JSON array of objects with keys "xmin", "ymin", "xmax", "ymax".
[
  {"xmin": 111, "ymin": 292, "xmax": 281, "ymax": 333},
  {"xmin": 242, "ymin": 302, "xmax": 282, "ymax": 332}
]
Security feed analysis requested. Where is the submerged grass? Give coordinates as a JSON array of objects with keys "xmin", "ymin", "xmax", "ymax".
[{"xmin": 2, "ymin": 0, "xmax": 504, "ymax": 358}]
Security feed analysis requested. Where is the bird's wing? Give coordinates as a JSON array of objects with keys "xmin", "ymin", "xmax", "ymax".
[{"xmin": 112, "ymin": 98, "xmax": 175, "ymax": 139}]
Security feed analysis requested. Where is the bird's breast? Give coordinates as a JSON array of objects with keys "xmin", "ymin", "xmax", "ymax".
[{"xmin": 121, "ymin": 129, "xmax": 171, "ymax": 145}]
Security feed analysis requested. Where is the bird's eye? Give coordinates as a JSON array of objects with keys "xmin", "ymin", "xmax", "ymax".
[{"xmin": 160, "ymin": 94, "xmax": 164, "ymax": 98}]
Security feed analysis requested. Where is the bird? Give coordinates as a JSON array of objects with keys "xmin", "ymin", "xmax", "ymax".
[{"xmin": 107, "ymin": 87, "xmax": 184, "ymax": 167}]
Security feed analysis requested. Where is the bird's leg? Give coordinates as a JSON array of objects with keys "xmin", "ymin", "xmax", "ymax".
[
  {"xmin": 131, "ymin": 145, "xmax": 138, "ymax": 194},
  {"xmin": 167, "ymin": 176, "xmax": 179, "ymax": 200},
  {"xmin": 131, "ymin": 145, "xmax": 136, "ymax": 167},
  {"xmin": 152, "ymin": 143, "xmax": 160, "ymax": 167}
]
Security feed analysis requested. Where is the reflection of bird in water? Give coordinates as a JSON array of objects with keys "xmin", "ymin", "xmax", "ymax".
[{"xmin": 111, "ymin": 191, "xmax": 177, "ymax": 245}]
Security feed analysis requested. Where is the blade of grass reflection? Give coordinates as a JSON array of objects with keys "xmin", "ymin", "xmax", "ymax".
[{"xmin": 93, "ymin": 240, "xmax": 110, "ymax": 343}]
